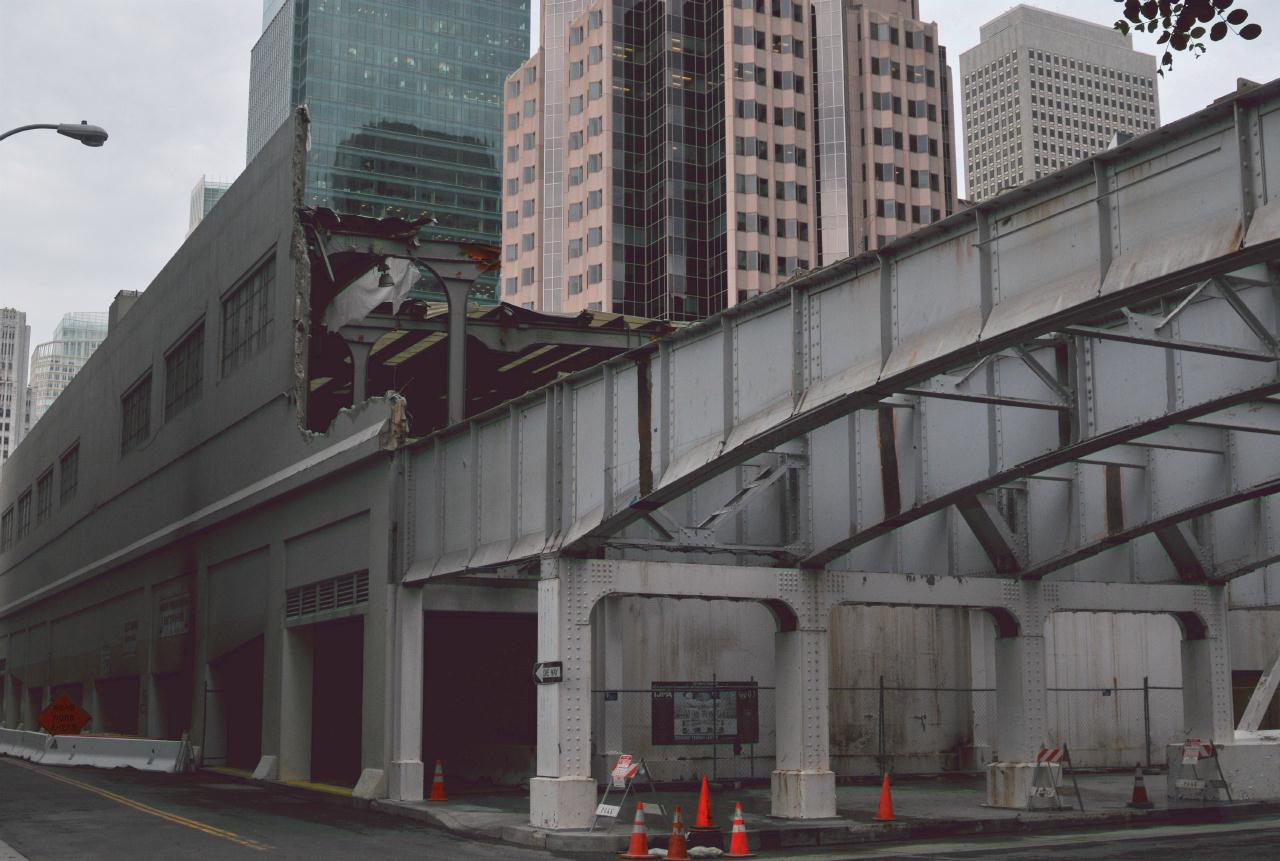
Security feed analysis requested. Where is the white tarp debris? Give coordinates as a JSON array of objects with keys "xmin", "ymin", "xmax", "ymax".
[{"xmin": 322, "ymin": 257, "xmax": 420, "ymax": 332}]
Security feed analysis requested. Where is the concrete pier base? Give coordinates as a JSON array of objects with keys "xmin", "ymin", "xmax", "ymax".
[
  {"xmin": 530, "ymin": 776, "xmax": 596, "ymax": 830},
  {"xmin": 985, "ymin": 761, "xmax": 1061, "ymax": 809},
  {"xmin": 771, "ymin": 768, "xmax": 837, "ymax": 819}
]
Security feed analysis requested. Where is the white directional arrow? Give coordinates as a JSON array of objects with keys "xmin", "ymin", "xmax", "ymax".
[{"xmin": 533, "ymin": 661, "xmax": 563, "ymax": 684}]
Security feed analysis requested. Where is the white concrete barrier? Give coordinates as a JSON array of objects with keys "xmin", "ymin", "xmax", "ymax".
[
  {"xmin": 1, "ymin": 730, "xmax": 189, "ymax": 773},
  {"xmin": 0, "ymin": 728, "xmax": 51, "ymax": 763},
  {"xmin": 38, "ymin": 735, "xmax": 188, "ymax": 773}
]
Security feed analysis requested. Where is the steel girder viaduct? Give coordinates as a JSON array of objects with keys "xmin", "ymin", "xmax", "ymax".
[{"xmin": 384, "ymin": 81, "xmax": 1280, "ymax": 824}]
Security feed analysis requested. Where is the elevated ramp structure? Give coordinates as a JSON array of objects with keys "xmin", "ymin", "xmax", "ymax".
[{"xmin": 384, "ymin": 80, "xmax": 1280, "ymax": 822}]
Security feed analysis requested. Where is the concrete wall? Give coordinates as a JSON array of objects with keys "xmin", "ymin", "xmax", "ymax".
[{"xmin": 0, "ymin": 111, "xmax": 309, "ymax": 613}]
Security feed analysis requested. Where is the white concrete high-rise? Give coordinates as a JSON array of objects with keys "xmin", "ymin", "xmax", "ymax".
[
  {"xmin": 0, "ymin": 308, "xmax": 31, "ymax": 465},
  {"xmin": 959, "ymin": 5, "xmax": 1160, "ymax": 201},
  {"xmin": 189, "ymin": 176, "xmax": 231, "ymax": 234},
  {"xmin": 27, "ymin": 312, "xmax": 109, "ymax": 431}
]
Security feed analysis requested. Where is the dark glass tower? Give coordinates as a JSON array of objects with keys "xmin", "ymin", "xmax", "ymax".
[
  {"xmin": 248, "ymin": 0, "xmax": 530, "ymax": 245},
  {"xmin": 612, "ymin": 0, "xmax": 727, "ymax": 321}
]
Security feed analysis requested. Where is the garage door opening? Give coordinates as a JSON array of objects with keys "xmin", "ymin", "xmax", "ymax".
[
  {"xmin": 422, "ymin": 612, "xmax": 536, "ymax": 789},
  {"xmin": 310, "ymin": 616, "xmax": 364, "ymax": 786},
  {"xmin": 95, "ymin": 676, "xmax": 140, "ymax": 735},
  {"xmin": 207, "ymin": 635, "xmax": 264, "ymax": 769}
]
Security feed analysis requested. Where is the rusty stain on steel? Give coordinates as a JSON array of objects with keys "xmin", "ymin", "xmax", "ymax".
[
  {"xmin": 637, "ymin": 354, "xmax": 653, "ymax": 496},
  {"xmin": 1105, "ymin": 464, "xmax": 1124, "ymax": 535},
  {"xmin": 877, "ymin": 406, "xmax": 901, "ymax": 518}
]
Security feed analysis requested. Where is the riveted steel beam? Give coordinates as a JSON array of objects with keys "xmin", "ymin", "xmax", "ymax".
[
  {"xmin": 800, "ymin": 382, "xmax": 1280, "ymax": 568},
  {"xmin": 1021, "ymin": 477, "xmax": 1280, "ymax": 582}
]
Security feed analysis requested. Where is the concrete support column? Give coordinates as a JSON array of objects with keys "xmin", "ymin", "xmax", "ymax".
[
  {"xmin": 444, "ymin": 279, "xmax": 470, "ymax": 426},
  {"xmin": 256, "ymin": 541, "xmax": 287, "ymax": 780},
  {"xmin": 2, "ymin": 674, "xmax": 18, "ymax": 727},
  {"xmin": 387, "ymin": 584, "xmax": 425, "ymax": 801},
  {"xmin": 139, "ymin": 583, "xmax": 165, "ymax": 739},
  {"xmin": 1181, "ymin": 588, "xmax": 1234, "ymax": 743},
  {"xmin": 278, "ymin": 626, "xmax": 314, "ymax": 781},
  {"xmin": 530, "ymin": 560, "xmax": 595, "ymax": 830},
  {"xmin": 346, "ymin": 339, "xmax": 373, "ymax": 406},
  {"xmin": 83, "ymin": 680, "xmax": 102, "ymax": 733},
  {"xmin": 993, "ymin": 629, "xmax": 1048, "ymax": 762},
  {"xmin": 772, "ymin": 623, "xmax": 836, "ymax": 818}
]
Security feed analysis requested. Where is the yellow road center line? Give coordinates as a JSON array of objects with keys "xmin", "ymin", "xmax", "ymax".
[{"xmin": 0, "ymin": 758, "xmax": 271, "ymax": 852}]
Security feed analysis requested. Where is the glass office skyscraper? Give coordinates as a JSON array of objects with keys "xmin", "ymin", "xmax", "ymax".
[{"xmin": 247, "ymin": 0, "xmax": 530, "ymax": 245}]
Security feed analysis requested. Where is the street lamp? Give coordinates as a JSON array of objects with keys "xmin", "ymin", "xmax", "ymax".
[{"xmin": 0, "ymin": 121, "xmax": 109, "ymax": 147}]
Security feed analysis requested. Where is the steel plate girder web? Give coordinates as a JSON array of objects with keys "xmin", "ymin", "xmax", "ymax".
[
  {"xmin": 571, "ymin": 248, "xmax": 1280, "ymax": 557},
  {"xmin": 799, "ymin": 380, "xmax": 1280, "ymax": 569},
  {"xmin": 1017, "ymin": 476, "xmax": 1280, "ymax": 582}
]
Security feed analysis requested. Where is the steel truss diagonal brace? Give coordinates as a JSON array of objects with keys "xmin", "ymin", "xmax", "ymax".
[
  {"xmin": 956, "ymin": 494, "xmax": 1026, "ymax": 574},
  {"xmin": 1154, "ymin": 522, "xmax": 1212, "ymax": 583},
  {"xmin": 800, "ymin": 382, "xmax": 1280, "ymax": 569},
  {"xmin": 1021, "ymin": 477, "xmax": 1280, "ymax": 581}
]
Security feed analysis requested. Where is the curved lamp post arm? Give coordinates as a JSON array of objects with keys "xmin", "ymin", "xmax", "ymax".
[
  {"xmin": 0, "ymin": 122, "xmax": 108, "ymax": 147},
  {"xmin": 0, "ymin": 124, "xmax": 59, "ymax": 142}
]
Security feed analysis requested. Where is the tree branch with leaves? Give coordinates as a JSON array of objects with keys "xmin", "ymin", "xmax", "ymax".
[{"xmin": 1114, "ymin": 0, "xmax": 1262, "ymax": 74}]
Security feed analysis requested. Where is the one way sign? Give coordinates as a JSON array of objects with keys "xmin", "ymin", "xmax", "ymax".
[{"xmin": 533, "ymin": 661, "xmax": 563, "ymax": 684}]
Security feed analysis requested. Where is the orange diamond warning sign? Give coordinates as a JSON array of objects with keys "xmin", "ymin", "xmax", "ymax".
[{"xmin": 38, "ymin": 693, "xmax": 91, "ymax": 736}]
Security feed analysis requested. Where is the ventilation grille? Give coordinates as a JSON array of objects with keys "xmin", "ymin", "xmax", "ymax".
[{"xmin": 285, "ymin": 571, "xmax": 369, "ymax": 620}]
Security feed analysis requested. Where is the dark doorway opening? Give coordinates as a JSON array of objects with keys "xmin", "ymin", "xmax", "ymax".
[
  {"xmin": 211, "ymin": 636, "xmax": 264, "ymax": 768},
  {"xmin": 423, "ymin": 611, "xmax": 537, "ymax": 788},
  {"xmin": 96, "ymin": 676, "xmax": 140, "ymax": 735},
  {"xmin": 310, "ymin": 616, "xmax": 364, "ymax": 785}
]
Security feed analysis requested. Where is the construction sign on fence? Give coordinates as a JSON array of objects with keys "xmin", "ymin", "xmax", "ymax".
[{"xmin": 650, "ymin": 681, "xmax": 759, "ymax": 745}]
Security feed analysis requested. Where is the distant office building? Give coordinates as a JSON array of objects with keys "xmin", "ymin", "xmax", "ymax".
[
  {"xmin": 502, "ymin": 0, "xmax": 956, "ymax": 320},
  {"xmin": 27, "ymin": 312, "xmax": 109, "ymax": 430},
  {"xmin": 959, "ymin": 5, "xmax": 1160, "ymax": 201},
  {"xmin": 246, "ymin": 0, "xmax": 530, "ymax": 248},
  {"xmin": 189, "ymin": 176, "xmax": 232, "ymax": 234},
  {"xmin": 0, "ymin": 308, "xmax": 30, "ymax": 464}
]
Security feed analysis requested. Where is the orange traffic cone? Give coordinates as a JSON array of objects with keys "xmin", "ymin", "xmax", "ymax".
[
  {"xmin": 726, "ymin": 802, "xmax": 755, "ymax": 858},
  {"xmin": 691, "ymin": 774, "xmax": 717, "ymax": 831},
  {"xmin": 666, "ymin": 804, "xmax": 690, "ymax": 860},
  {"xmin": 619, "ymin": 802, "xmax": 651, "ymax": 859},
  {"xmin": 1126, "ymin": 762, "xmax": 1154, "ymax": 809},
  {"xmin": 873, "ymin": 772, "xmax": 895, "ymax": 821},
  {"xmin": 427, "ymin": 759, "xmax": 448, "ymax": 802}
]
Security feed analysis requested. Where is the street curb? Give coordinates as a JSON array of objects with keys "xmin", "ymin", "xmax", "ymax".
[{"xmin": 200, "ymin": 769, "xmax": 1280, "ymax": 853}]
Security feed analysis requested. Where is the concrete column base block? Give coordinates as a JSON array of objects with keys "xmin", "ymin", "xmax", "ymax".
[
  {"xmin": 1165, "ymin": 741, "xmax": 1280, "ymax": 800},
  {"xmin": 985, "ymin": 762, "xmax": 1060, "ymax": 809},
  {"xmin": 251, "ymin": 755, "xmax": 280, "ymax": 781},
  {"xmin": 353, "ymin": 768, "xmax": 387, "ymax": 800},
  {"xmin": 387, "ymin": 759, "xmax": 425, "ymax": 802},
  {"xmin": 770, "ymin": 769, "xmax": 837, "ymax": 819},
  {"xmin": 529, "ymin": 776, "xmax": 596, "ymax": 830}
]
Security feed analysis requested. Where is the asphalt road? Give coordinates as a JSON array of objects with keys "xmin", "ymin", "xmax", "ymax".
[
  {"xmin": 4, "ymin": 759, "xmax": 1280, "ymax": 861},
  {"xmin": 0, "ymin": 758, "xmax": 564, "ymax": 860}
]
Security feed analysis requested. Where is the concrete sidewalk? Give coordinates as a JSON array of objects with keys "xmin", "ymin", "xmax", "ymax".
[{"xmin": 370, "ymin": 772, "xmax": 1280, "ymax": 854}]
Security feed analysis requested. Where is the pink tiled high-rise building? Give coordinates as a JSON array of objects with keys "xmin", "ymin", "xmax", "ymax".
[{"xmin": 503, "ymin": 1, "xmax": 956, "ymax": 321}]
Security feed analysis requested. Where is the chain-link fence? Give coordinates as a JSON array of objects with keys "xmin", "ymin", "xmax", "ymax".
[
  {"xmin": 593, "ymin": 685, "xmax": 775, "ymax": 784},
  {"xmin": 830, "ymin": 683, "xmax": 997, "ymax": 777},
  {"xmin": 595, "ymin": 678, "xmax": 1185, "ymax": 784},
  {"xmin": 1046, "ymin": 681, "xmax": 1183, "ymax": 768}
]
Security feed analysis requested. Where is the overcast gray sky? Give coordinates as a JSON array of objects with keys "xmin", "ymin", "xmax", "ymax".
[{"xmin": 1, "ymin": 1, "xmax": 1276, "ymax": 352}]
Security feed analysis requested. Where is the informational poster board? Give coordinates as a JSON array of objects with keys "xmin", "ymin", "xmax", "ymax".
[{"xmin": 651, "ymin": 681, "xmax": 759, "ymax": 745}]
